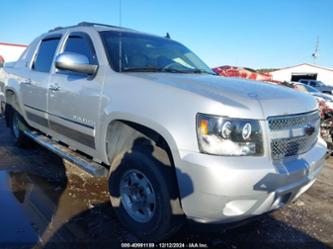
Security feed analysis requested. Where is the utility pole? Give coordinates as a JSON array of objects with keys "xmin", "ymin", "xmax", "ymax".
[{"xmin": 312, "ymin": 36, "xmax": 319, "ymax": 65}]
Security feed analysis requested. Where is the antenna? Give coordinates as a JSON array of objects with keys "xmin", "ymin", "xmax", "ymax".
[
  {"xmin": 312, "ymin": 36, "xmax": 319, "ymax": 64},
  {"xmin": 118, "ymin": 0, "xmax": 123, "ymax": 72},
  {"xmin": 119, "ymin": 0, "xmax": 122, "ymax": 27}
]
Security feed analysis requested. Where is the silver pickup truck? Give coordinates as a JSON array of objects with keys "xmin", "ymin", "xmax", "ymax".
[{"xmin": 1, "ymin": 22, "xmax": 327, "ymax": 241}]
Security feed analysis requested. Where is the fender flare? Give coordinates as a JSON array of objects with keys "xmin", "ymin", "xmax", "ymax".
[{"xmin": 101, "ymin": 112, "xmax": 181, "ymax": 167}]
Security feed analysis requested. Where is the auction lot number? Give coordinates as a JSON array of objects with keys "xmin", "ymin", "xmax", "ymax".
[{"xmin": 121, "ymin": 242, "xmax": 208, "ymax": 248}]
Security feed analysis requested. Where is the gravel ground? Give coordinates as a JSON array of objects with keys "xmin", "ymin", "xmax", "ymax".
[{"xmin": 0, "ymin": 115, "xmax": 332, "ymax": 249}]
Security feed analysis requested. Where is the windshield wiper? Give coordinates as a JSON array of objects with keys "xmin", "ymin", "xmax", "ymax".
[
  {"xmin": 161, "ymin": 68, "xmax": 217, "ymax": 75},
  {"xmin": 122, "ymin": 67, "xmax": 190, "ymax": 73},
  {"xmin": 183, "ymin": 69, "xmax": 217, "ymax": 75},
  {"xmin": 122, "ymin": 67, "xmax": 216, "ymax": 75},
  {"xmin": 122, "ymin": 67, "xmax": 164, "ymax": 72}
]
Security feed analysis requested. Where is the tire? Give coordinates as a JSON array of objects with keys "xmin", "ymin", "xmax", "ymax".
[
  {"xmin": 10, "ymin": 110, "xmax": 30, "ymax": 147},
  {"xmin": 108, "ymin": 139, "xmax": 184, "ymax": 241}
]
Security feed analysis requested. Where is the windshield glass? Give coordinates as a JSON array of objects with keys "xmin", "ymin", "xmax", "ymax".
[
  {"xmin": 303, "ymin": 84, "xmax": 320, "ymax": 93},
  {"xmin": 100, "ymin": 31, "xmax": 215, "ymax": 74}
]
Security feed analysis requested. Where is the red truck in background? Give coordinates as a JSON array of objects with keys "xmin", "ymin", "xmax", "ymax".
[{"xmin": 213, "ymin": 65, "xmax": 272, "ymax": 81}]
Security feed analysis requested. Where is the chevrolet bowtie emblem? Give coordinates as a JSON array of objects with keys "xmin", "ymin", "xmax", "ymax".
[{"xmin": 304, "ymin": 124, "xmax": 315, "ymax": 136}]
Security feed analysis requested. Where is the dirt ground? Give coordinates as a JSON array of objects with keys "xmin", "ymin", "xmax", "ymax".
[{"xmin": 0, "ymin": 115, "xmax": 332, "ymax": 249}]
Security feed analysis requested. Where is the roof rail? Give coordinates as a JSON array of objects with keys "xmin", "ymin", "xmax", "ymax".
[
  {"xmin": 48, "ymin": 25, "xmax": 79, "ymax": 32},
  {"xmin": 48, "ymin": 22, "xmax": 133, "ymax": 33}
]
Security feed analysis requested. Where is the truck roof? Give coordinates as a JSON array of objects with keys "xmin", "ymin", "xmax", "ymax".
[
  {"xmin": 46, "ymin": 21, "xmax": 170, "ymax": 42},
  {"xmin": 48, "ymin": 22, "xmax": 135, "ymax": 33}
]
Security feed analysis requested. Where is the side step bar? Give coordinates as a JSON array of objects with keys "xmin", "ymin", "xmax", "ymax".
[{"xmin": 24, "ymin": 130, "xmax": 108, "ymax": 177}]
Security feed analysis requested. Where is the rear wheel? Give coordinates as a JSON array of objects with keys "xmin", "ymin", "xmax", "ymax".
[
  {"xmin": 10, "ymin": 110, "xmax": 30, "ymax": 147},
  {"xmin": 108, "ymin": 139, "xmax": 184, "ymax": 241}
]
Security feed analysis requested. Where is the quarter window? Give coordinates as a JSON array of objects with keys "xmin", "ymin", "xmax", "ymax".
[{"xmin": 33, "ymin": 37, "xmax": 61, "ymax": 72}]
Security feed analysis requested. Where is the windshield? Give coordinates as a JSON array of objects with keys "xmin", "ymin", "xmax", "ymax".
[
  {"xmin": 316, "ymin": 81, "xmax": 325, "ymax": 86},
  {"xmin": 100, "ymin": 31, "xmax": 215, "ymax": 74},
  {"xmin": 302, "ymin": 84, "xmax": 320, "ymax": 93}
]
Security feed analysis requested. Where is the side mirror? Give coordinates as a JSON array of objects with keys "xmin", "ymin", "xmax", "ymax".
[{"xmin": 55, "ymin": 52, "xmax": 98, "ymax": 75}]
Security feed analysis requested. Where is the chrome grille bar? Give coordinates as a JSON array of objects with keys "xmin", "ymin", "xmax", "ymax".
[
  {"xmin": 268, "ymin": 110, "xmax": 320, "ymax": 160},
  {"xmin": 268, "ymin": 111, "xmax": 320, "ymax": 131}
]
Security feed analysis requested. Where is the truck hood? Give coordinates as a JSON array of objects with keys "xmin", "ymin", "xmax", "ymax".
[
  {"xmin": 130, "ymin": 73, "xmax": 318, "ymax": 119},
  {"xmin": 321, "ymin": 85, "xmax": 333, "ymax": 91}
]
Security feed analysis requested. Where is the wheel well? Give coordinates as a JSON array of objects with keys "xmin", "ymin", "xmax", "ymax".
[
  {"xmin": 5, "ymin": 90, "xmax": 21, "ymax": 112},
  {"xmin": 124, "ymin": 121, "xmax": 171, "ymax": 153},
  {"xmin": 5, "ymin": 90, "xmax": 21, "ymax": 127},
  {"xmin": 106, "ymin": 120, "xmax": 175, "ymax": 167}
]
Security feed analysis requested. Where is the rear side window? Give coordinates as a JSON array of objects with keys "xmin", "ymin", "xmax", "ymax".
[
  {"xmin": 64, "ymin": 34, "xmax": 97, "ymax": 64},
  {"xmin": 33, "ymin": 37, "xmax": 61, "ymax": 72}
]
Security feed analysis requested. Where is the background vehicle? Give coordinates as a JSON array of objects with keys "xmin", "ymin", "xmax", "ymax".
[
  {"xmin": 294, "ymin": 83, "xmax": 333, "ymax": 109},
  {"xmin": 1, "ymin": 22, "xmax": 327, "ymax": 241},
  {"xmin": 299, "ymin": 79, "xmax": 333, "ymax": 95},
  {"xmin": 0, "ymin": 65, "xmax": 5, "ymax": 113},
  {"xmin": 0, "ymin": 55, "xmax": 4, "ymax": 68},
  {"xmin": 288, "ymin": 82, "xmax": 333, "ymax": 150}
]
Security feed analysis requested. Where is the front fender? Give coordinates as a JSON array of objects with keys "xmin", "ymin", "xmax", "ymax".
[{"xmin": 97, "ymin": 111, "xmax": 182, "ymax": 167}]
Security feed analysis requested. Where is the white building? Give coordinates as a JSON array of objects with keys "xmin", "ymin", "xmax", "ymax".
[
  {"xmin": 0, "ymin": 42, "xmax": 27, "ymax": 64},
  {"xmin": 270, "ymin": 63, "xmax": 333, "ymax": 86}
]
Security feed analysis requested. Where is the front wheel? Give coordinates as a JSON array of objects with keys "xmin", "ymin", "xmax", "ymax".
[{"xmin": 109, "ymin": 146, "xmax": 184, "ymax": 241}]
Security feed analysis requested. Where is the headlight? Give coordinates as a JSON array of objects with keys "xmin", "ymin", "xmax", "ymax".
[{"xmin": 196, "ymin": 113, "xmax": 263, "ymax": 156}]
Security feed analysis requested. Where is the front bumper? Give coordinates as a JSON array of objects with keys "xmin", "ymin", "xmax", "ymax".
[{"xmin": 176, "ymin": 139, "xmax": 327, "ymax": 223}]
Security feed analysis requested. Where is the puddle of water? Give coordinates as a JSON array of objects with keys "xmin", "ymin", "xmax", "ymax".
[
  {"xmin": 0, "ymin": 168, "xmax": 110, "ymax": 247},
  {"xmin": 0, "ymin": 171, "xmax": 38, "ymax": 244}
]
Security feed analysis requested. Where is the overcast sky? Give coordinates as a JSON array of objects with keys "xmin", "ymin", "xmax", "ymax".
[{"xmin": 1, "ymin": 0, "xmax": 332, "ymax": 69}]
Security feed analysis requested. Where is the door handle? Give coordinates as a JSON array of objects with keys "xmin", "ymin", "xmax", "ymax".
[
  {"xmin": 22, "ymin": 79, "xmax": 32, "ymax": 85},
  {"xmin": 49, "ymin": 85, "xmax": 61, "ymax": 91}
]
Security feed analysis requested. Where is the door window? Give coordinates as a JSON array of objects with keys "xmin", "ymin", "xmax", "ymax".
[
  {"xmin": 64, "ymin": 34, "xmax": 97, "ymax": 64},
  {"xmin": 33, "ymin": 37, "xmax": 61, "ymax": 72}
]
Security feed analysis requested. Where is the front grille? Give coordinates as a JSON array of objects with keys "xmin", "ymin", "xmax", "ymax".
[
  {"xmin": 268, "ymin": 111, "xmax": 320, "ymax": 160},
  {"xmin": 268, "ymin": 111, "xmax": 320, "ymax": 130}
]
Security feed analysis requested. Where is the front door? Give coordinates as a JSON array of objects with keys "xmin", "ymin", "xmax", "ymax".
[{"xmin": 48, "ymin": 32, "xmax": 102, "ymax": 154}]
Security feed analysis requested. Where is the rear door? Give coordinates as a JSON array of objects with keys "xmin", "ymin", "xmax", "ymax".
[
  {"xmin": 21, "ymin": 35, "xmax": 62, "ymax": 133},
  {"xmin": 48, "ymin": 31, "xmax": 102, "ymax": 154}
]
